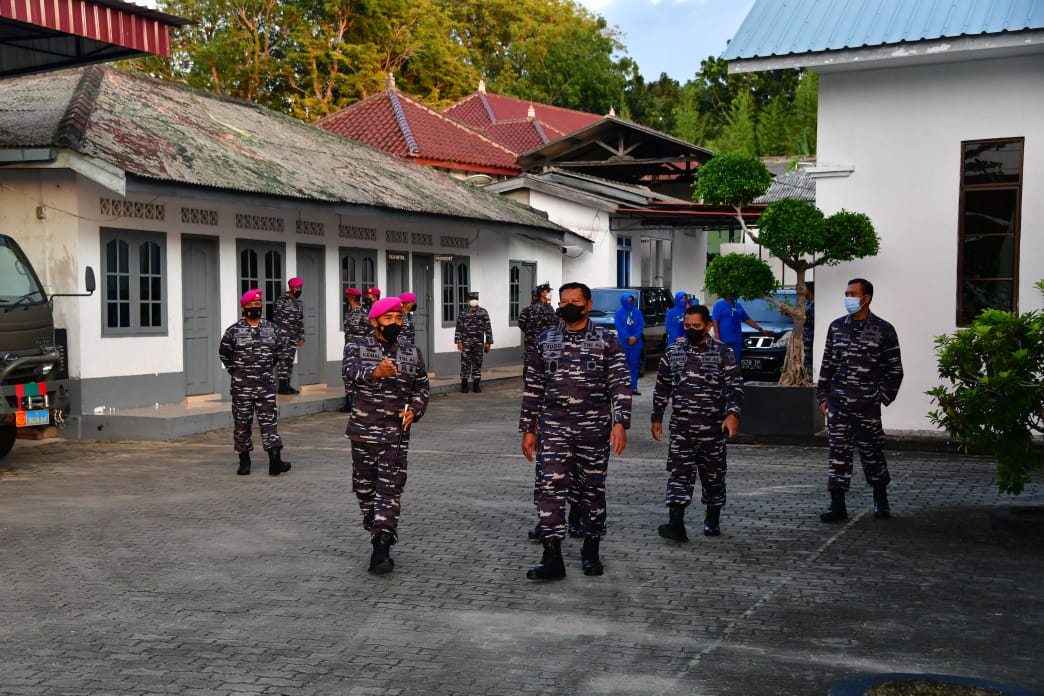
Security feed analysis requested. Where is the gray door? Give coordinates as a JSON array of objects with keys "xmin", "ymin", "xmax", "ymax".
[
  {"xmin": 295, "ymin": 245, "xmax": 324, "ymax": 386},
  {"xmin": 182, "ymin": 237, "xmax": 219, "ymax": 395},
  {"xmin": 411, "ymin": 254, "xmax": 434, "ymax": 361}
]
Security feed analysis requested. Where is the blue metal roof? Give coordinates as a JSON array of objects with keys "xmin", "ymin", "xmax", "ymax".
[{"xmin": 723, "ymin": 0, "xmax": 1044, "ymax": 60}]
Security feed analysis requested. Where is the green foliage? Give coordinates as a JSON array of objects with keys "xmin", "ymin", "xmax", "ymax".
[
  {"xmin": 820, "ymin": 210, "xmax": 879, "ymax": 265},
  {"xmin": 712, "ymin": 90, "xmax": 758, "ymax": 155},
  {"xmin": 927, "ymin": 280, "xmax": 1044, "ymax": 496},
  {"xmin": 693, "ymin": 152, "xmax": 771, "ymax": 208},
  {"xmin": 757, "ymin": 199, "xmax": 825, "ymax": 261},
  {"xmin": 757, "ymin": 97, "xmax": 792, "ymax": 156},
  {"xmin": 703, "ymin": 254, "xmax": 779, "ymax": 302},
  {"xmin": 697, "ymin": 153, "xmax": 880, "ymax": 386}
]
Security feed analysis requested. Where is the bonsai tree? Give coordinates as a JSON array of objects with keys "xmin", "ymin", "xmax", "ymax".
[
  {"xmin": 694, "ymin": 152, "xmax": 880, "ymax": 386},
  {"xmin": 927, "ymin": 280, "xmax": 1044, "ymax": 495}
]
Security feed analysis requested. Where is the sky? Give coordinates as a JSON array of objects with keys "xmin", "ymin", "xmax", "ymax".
[{"xmin": 576, "ymin": 0, "xmax": 756, "ymax": 83}]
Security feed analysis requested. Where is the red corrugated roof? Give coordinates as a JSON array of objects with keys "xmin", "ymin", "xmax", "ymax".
[
  {"xmin": 316, "ymin": 88, "xmax": 520, "ymax": 174},
  {"xmin": 443, "ymin": 90, "xmax": 601, "ymax": 139}
]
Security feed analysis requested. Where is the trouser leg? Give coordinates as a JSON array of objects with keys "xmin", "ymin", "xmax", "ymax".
[
  {"xmin": 826, "ymin": 408, "xmax": 856, "ymax": 492},
  {"xmin": 573, "ymin": 439, "xmax": 610, "ymax": 540},
  {"xmin": 255, "ymin": 375, "xmax": 283, "ymax": 451}
]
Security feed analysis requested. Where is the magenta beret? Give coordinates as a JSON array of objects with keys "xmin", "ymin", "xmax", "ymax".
[
  {"xmin": 345, "ymin": 287, "xmax": 362, "ymax": 297},
  {"xmin": 399, "ymin": 292, "xmax": 417, "ymax": 303},
  {"xmin": 366, "ymin": 287, "xmax": 382, "ymax": 297},
  {"xmin": 240, "ymin": 288, "xmax": 262, "ymax": 306},
  {"xmin": 288, "ymin": 277, "xmax": 303, "ymax": 288},
  {"xmin": 368, "ymin": 297, "xmax": 403, "ymax": 320}
]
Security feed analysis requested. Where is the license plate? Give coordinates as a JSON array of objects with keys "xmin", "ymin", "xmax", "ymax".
[
  {"xmin": 742, "ymin": 358, "xmax": 763, "ymax": 371},
  {"xmin": 15, "ymin": 409, "xmax": 49, "ymax": 427}
]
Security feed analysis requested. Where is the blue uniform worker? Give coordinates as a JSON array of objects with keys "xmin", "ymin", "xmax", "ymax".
[{"xmin": 614, "ymin": 293, "xmax": 644, "ymax": 393}]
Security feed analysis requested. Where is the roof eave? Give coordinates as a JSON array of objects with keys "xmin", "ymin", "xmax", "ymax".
[{"xmin": 729, "ymin": 29, "xmax": 1044, "ymax": 74}]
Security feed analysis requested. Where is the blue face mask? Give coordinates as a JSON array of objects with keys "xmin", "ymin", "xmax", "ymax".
[{"xmin": 844, "ymin": 297, "xmax": 863, "ymax": 315}]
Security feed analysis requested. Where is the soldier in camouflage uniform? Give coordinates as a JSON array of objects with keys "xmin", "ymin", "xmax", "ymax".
[
  {"xmin": 516, "ymin": 283, "xmax": 575, "ymax": 541},
  {"xmin": 340, "ymin": 287, "xmax": 369, "ymax": 413},
  {"xmin": 817, "ymin": 278, "xmax": 903, "ymax": 523},
  {"xmin": 399, "ymin": 291, "xmax": 417, "ymax": 345},
  {"xmin": 651, "ymin": 304, "xmax": 742, "ymax": 539},
  {"xmin": 517, "ymin": 283, "xmax": 557, "ymax": 367},
  {"xmin": 520, "ymin": 282, "xmax": 631, "ymax": 580},
  {"xmin": 219, "ymin": 288, "xmax": 291, "ymax": 477},
  {"xmin": 343, "ymin": 296, "xmax": 430, "ymax": 574},
  {"xmin": 273, "ymin": 277, "xmax": 304, "ymax": 395},
  {"xmin": 454, "ymin": 290, "xmax": 493, "ymax": 393}
]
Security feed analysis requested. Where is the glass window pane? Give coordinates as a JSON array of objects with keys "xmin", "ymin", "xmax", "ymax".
[
  {"xmin": 119, "ymin": 275, "xmax": 129, "ymax": 300},
  {"xmin": 963, "ymin": 140, "xmax": 1022, "ymax": 185},
  {"xmin": 140, "ymin": 303, "xmax": 149, "ymax": 327},
  {"xmin": 151, "ymin": 304, "xmax": 161, "ymax": 327},
  {"xmin": 963, "ymin": 189, "xmax": 1016, "ymax": 235},
  {"xmin": 140, "ymin": 277, "xmax": 149, "ymax": 301},
  {"xmin": 117, "ymin": 241, "xmax": 128, "ymax": 274},
  {"xmin": 119, "ymin": 303, "xmax": 130, "ymax": 327},
  {"xmin": 960, "ymin": 279, "xmax": 1013, "ymax": 323},
  {"xmin": 152, "ymin": 277, "xmax": 162, "ymax": 300},
  {"xmin": 107, "ymin": 275, "xmax": 118, "ymax": 301},
  {"xmin": 962, "ymin": 234, "xmax": 1015, "ymax": 278},
  {"xmin": 107, "ymin": 304, "xmax": 118, "ymax": 328},
  {"xmin": 106, "ymin": 240, "xmax": 117, "ymax": 269}
]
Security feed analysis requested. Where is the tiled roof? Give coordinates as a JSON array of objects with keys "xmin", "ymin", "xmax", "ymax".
[
  {"xmin": 443, "ymin": 90, "xmax": 601, "ymax": 139},
  {"xmin": 724, "ymin": 0, "xmax": 1044, "ymax": 60},
  {"xmin": 481, "ymin": 119, "xmax": 568, "ymax": 155},
  {"xmin": 315, "ymin": 88, "xmax": 520, "ymax": 173},
  {"xmin": 0, "ymin": 66, "xmax": 560, "ymax": 230}
]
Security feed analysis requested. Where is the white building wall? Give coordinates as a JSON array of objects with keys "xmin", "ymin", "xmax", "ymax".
[
  {"xmin": 524, "ymin": 190, "xmax": 616, "ymax": 289},
  {"xmin": 815, "ymin": 54, "xmax": 1044, "ymax": 433}
]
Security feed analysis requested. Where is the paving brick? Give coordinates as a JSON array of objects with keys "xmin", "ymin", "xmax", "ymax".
[{"xmin": 1, "ymin": 380, "xmax": 1042, "ymax": 695}]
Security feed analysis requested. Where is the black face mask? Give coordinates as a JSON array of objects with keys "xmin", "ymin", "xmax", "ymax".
[
  {"xmin": 291, "ymin": 289, "xmax": 302, "ymax": 299},
  {"xmin": 378, "ymin": 323, "xmax": 402, "ymax": 343},
  {"xmin": 244, "ymin": 307, "xmax": 262, "ymax": 320},
  {"xmin": 685, "ymin": 328, "xmax": 705, "ymax": 344},
  {"xmin": 557, "ymin": 304, "xmax": 586, "ymax": 324}
]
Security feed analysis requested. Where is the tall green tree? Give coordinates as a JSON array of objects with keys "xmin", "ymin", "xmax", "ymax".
[
  {"xmin": 713, "ymin": 90, "xmax": 758, "ymax": 155},
  {"xmin": 791, "ymin": 71, "xmax": 818, "ymax": 155},
  {"xmin": 757, "ymin": 97, "xmax": 792, "ymax": 156}
]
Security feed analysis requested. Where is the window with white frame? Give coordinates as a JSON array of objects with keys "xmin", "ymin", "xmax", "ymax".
[
  {"xmin": 100, "ymin": 228, "xmax": 166, "ymax": 336},
  {"xmin": 441, "ymin": 257, "xmax": 470, "ymax": 324}
]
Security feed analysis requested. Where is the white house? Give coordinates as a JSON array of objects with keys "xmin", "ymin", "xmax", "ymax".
[
  {"xmin": 0, "ymin": 65, "xmax": 577, "ymax": 422},
  {"xmin": 724, "ymin": 0, "xmax": 1044, "ymax": 434}
]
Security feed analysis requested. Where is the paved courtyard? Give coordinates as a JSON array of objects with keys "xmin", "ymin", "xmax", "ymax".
[{"xmin": 2, "ymin": 379, "xmax": 1042, "ymax": 695}]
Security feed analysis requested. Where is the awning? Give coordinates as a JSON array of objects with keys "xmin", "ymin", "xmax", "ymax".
[{"xmin": 0, "ymin": 0, "xmax": 191, "ymax": 78}]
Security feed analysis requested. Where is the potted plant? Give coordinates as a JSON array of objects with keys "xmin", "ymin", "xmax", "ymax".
[
  {"xmin": 928, "ymin": 280, "xmax": 1044, "ymax": 525},
  {"xmin": 694, "ymin": 152, "xmax": 880, "ymax": 436}
]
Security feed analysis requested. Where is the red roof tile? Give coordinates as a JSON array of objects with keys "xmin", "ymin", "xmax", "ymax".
[
  {"xmin": 316, "ymin": 89, "xmax": 520, "ymax": 174},
  {"xmin": 482, "ymin": 119, "xmax": 568, "ymax": 155},
  {"xmin": 443, "ymin": 91, "xmax": 601, "ymax": 140}
]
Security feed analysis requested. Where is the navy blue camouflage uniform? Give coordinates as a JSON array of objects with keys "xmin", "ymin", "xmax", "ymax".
[
  {"xmin": 455, "ymin": 305, "xmax": 493, "ymax": 380},
  {"xmin": 219, "ymin": 318, "xmax": 283, "ymax": 454},
  {"xmin": 520, "ymin": 321, "xmax": 631, "ymax": 540},
  {"xmin": 343, "ymin": 305, "xmax": 370, "ymax": 340},
  {"xmin": 651, "ymin": 336, "xmax": 743, "ymax": 509},
  {"xmin": 272, "ymin": 292, "xmax": 304, "ymax": 383},
  {"xmin": 517, "ymin": 300, "xmax": 558, "ymax": 366},
  {"xmin": 817, "ymin": 311, "xmax": 903, "ymax": 492},
  {"xmin": 343, "ymin": 334, "xmax": 430, "ymax": 543},
  {"xmin": 401, "ymin": 311, "xmax": 416, "ymax": 345}
]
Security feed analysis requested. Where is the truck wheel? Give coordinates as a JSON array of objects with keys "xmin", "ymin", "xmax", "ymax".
[{"xmin": 0, "ymin": 426, "xmax": 15, "ymax": 459}]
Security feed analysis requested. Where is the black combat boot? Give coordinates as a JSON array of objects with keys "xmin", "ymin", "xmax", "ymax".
[
  {"xmin": 820, "ymin": 489, "xmax": 848, "ymax": 523},
  {"xmin": 581, "ymin": 537, "xmax": 604, "ymax": 576},
  {"xmin": 704, "ymin": 505, "xmax": 722, "ymax": 536},
  {"xmin": 527, "ymin": 523, "xmax": 541, "ymax": 541},
  {"xmin": 873, "ymin": 486, "xmax": 891, "ymax": 519},
  {"xmin": 657, "ymin": 504, "xmax": 688, "ymax": 541},
  {"xmin": 472, "ymin": 378, "xmax": 482, "ymax": 393},
  {"xmin": 277, "ymin": 379, "xmax": 292, "ymax": 395},
  {"xmin": 567, "ymin": 504, "xmax": 582, "ymax": 538},
  {"xmin": 339, "ymin": 394, "xmax": 352, "ymax": 413},
  {"xmin": 236, "ymin": 451, "xmax": 251, "ymax": 476},
  {"xmin": 268, "ymin": 447, "xmax": 292, "ymax": 476},
  {"xmin": 461, "ymin": 379, "xmax": 469, "ymax": 393},
  {"xmin": 369, "ymin": 532, "xmax": 394, "ymax": 574},
  {"xmin": 286, "ymin": 383, "xmax": 300, "ymax": 395},
  {"xmin": 527, "ymin": 538, "xmax": 566, "ymax": 581}
]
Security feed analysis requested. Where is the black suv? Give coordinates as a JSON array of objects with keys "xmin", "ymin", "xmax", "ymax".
[{"xmin": 587, "ymin": 286, "xmax": 674, "ymax": 374}]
